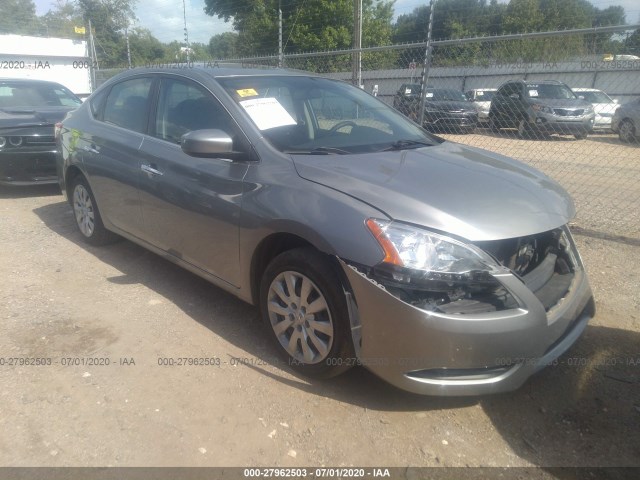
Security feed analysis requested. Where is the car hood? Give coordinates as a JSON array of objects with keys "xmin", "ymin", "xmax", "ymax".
[
  {"xmin": 592, "ymin": 103, "xmax": 619, "ymax": 113},
  {"xmin": 425, "ymin": 101, "xmax": 475, "ymax": 112},
  {"xmin": 292, "ymin": 141, "xmax": 574, "ymax": 241},
  {"xmin": 0, "ymin": 106, "xmax": 75, "ymax": 129}
]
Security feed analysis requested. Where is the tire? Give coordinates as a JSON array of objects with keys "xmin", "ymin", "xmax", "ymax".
[
  {"xmin": 574, "ymin": 131, "xmax": 588, "ymax": 140},
  {"xmin": 517, "ymin": 118, "xmax": 533, "ymax": 139},
  {"xmin": 70, "ymin": 175, "xmax": 119, "ymax": 246},
  {"xmin": 260, "ymin": 247, "xmax": 355, "ymax": 379},
  {"xmin": 618, "ymin": 119, "xmax": 636, "ymax": 143},
  {"xmin": 489, "ymin": 116, "xmax": 501, "ymax": 133}
]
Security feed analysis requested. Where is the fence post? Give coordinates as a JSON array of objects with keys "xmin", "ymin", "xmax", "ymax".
[{"xmin": 418, "ymin": 0, "xmax": 435, "ymax": 127}]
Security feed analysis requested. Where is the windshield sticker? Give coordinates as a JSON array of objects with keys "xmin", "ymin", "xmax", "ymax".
[
  {"xmin": 529, "ymin": 89, "xmax": 539, "ymax": 97},
  {"xmin": 239, "ymin": 97, "xmax": 296, "ymax": 130},
  {"xmin": 236, "ymin": 88, "xmax": 258, "ymax": 97},
  {"xmin": 477, "ymin": 91, "xmax": 484, "ymax": 96},
  {"xmin": 425, "ymin": 92, "xmax": 434, "ymax": 98},
  {"xmin": 405, "ymin": 88, "xmax": 412, "ymax": 94}
]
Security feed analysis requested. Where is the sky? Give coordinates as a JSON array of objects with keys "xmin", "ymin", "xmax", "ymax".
[{"xmin": 33, "ymin": 0, "xmax": 640, "ymax": 46}]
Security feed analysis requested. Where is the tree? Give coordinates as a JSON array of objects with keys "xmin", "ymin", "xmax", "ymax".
[
  {"xmin": 203, "ymin": 0, "xmax": 394, "ymax": 57},
  {"xmin": 209, "ymin": 32, "xmax": 239, "ymax": 59},
  {"xmin": 76, "ymin": 0, "xmax": 137, "ymax": 67},
  {"xmin": 0, "ymin": 0, "xmax": 42, "ymax": 35},
  {"xmin": 41, "ymin": 0, "xmax": 85, "ymax": 39}
]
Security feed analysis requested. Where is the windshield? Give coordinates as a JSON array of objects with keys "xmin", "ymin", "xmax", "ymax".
[
  {"xmin": 425, "ymin": 89, "xmax": 467, "ymax": 102},
  {"xmin": 525, "ymin": 84, "xmax": 576, "ymax": 100},
  {"xmin": 473, "ymin": 90, "xmax": 495, "ymax": 101},
  {"xmin": 218, "ymin": 76, "xmax": 439, "ymax": 154},
  {"xmin": 578, "ymin": 91, "xmax": 612, "ymax": 104},
  {"xmin": 0, "ymin": 82, "xmax": 82, "ymax": 108}
]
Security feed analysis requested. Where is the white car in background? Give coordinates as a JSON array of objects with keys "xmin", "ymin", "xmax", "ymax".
[
  {"xmin": 465, "ymin": 88, "xmax": 497, "ymax": 123},
  {"xmin": 572, "ymin": 88, "xmax": 619, "ymax": 131}
]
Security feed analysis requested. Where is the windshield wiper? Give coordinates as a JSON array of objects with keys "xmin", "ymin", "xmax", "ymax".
[
  {"xmin": 381, "ymin": 139, "xmax": 433, "ymax": 151},
  {"xmin": 285, "ymin": 146, "xmax": 351, "ymax": 155}
]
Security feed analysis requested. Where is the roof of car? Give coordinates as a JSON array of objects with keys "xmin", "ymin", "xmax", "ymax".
[
  {"xmin": 0, "ymin": 77, "xmax": 66, "ymax": 85},
  {"xmin": 113, "ymin": 66, "xmax": 316, "ymax": 79}
]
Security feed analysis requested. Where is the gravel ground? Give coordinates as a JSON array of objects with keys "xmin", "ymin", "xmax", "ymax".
[{"xmin": 0, "ymin": 184, "xmax": 638, "ymax": 474}]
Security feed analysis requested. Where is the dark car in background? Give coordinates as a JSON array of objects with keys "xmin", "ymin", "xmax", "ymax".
[
  {"xmin": 56, "ymin": 67, "xmax": 594, "ymax": 396},
  {"xmin": 0, "ymin": 79, "xmax": 82, "ymax": 186},
  {"xmin": 612, "ymin": 97, "xmax": 640, "ymax": 143},
  {"xmin": 489, "ymin": 80, "xmax": 594, "ymax": 139},
  {"xmin": 421, "ymin": 88, "xmax": 478, "ymax": 133},
  {"xmin": 393, "ymin": 83, "xmax": 422, "ymax": 116}
]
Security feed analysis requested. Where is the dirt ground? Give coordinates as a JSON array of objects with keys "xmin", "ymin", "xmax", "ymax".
[{"xmin": 0, "ymin": 181, "xmax": 638, "ymax": 473}]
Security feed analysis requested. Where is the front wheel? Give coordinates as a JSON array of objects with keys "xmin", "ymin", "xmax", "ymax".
[
  {"xmin": 618, "ymin": 119, "xmax": 637, "ymax": 143},
  {"xmin": 260, "ymin": 248, "xmax": 355, "ymax": 379},
  {"xmin": 71, "ymin": 175, "xmax": 118, "ymax": 246},
  {"xmin": 517, "ymin": 118, "xmax": 534, "ymax": 139},
  {"xmin": 574, "ymin": 131, "xmax": 588, "ymax": 140}
]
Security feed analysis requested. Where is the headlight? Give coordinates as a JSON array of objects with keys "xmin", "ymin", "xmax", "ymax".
[
  {"xmin": 0, "ymin": 136, "xmax": 5, "ymax": 149},
  {"xmin": 365, "ymin": 219, "xmax": 515, "ymax": 313},
  {"xmin": 366, "ymin": 219, "xmax": 500, "ymax": 279},
  {"xmin": 531, "ymin": 104, "xmax": 553, "ymax": 114}
]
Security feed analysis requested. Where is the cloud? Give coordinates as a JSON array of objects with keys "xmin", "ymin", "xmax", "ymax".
[{"xmin": 134, "ymin": 0, "xmax": 232, "ymax": 44}]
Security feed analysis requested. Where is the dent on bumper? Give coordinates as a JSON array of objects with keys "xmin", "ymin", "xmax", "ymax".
[{"xmin": 340, "ymin": 260, "xmax": 594, "ymax": 396}]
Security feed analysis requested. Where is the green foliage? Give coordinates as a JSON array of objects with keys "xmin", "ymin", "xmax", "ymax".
[
  {"xmin": 0, "ymin": 0, "xmax": 41, "ymax": 35},
  {"xmin": 209, "ymin": 32, "xmax": 239, "ymax": 59}
]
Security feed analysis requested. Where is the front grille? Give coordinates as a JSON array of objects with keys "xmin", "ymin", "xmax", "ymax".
[
  {"xmin": 24, "ymin": 135, "xmax": 56, "ymax": 146},
  {"xmin": 553, "ymin": 108, "xmax": 584, "ymax": 117}
]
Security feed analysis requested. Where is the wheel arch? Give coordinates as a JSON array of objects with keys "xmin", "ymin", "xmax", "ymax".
[
  {"xmin": 249, "ymin": 231, "xmax": 352, "ymax": 307},
  {"xmin": 64, "ymin": 165, "xmax": 86, "ymax": 203}
]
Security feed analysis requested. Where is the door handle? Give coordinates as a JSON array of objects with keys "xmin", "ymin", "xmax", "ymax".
[
  {"xmin": 141, "ymin": 163, "xmax": 163, "ymax": 176},
  {"xmin": 80, "ymin": 145, "xmax": 100, "ymax": 154}
]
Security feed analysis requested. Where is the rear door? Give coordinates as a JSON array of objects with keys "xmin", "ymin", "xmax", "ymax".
[
  {"xmin": 82, "ymin": 75, "xmax": 155, "ymax": 238},
  {"xmin": 136, "ymin": 75, "xmax": 251, "ymax": 286}
]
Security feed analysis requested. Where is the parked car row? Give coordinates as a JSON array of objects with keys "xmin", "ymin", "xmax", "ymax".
[{"xmin": 392, "ymin": 80, "xmax": 638, "ymax": 143}]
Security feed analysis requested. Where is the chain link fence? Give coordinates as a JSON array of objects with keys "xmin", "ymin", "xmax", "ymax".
[{"xmin": 195, "ymin": 26, "xmax": 639, "ymax": 239}]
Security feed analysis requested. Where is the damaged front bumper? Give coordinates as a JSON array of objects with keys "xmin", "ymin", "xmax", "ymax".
[{"xmin": 339, "ymin": 230, "xmax": 595, "ymax": 396}]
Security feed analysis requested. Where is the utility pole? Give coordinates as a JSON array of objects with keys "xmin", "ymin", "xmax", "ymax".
[
  {"xmin": 278, "ymin": 0, "xmax": 283, "ymax": 68},
  {"xmin": 352, "ymin": 0, "xmax": 362, "ymax": 87},
  {"xmin": 182, "ymin": 0, "xmax": 190, "ymax": 62},
  {"xmin": 418, "ymin": 0, "xmax": 435, "ymax": 127},
  {"xmin": 125, "ymin": 24, "xmax": 132, "ymax": 69}
]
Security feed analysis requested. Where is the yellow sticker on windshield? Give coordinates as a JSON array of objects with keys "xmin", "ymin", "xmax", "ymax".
[{"xmin": 237, "ymin": 88, "xmax": 258, "ymax": 97}]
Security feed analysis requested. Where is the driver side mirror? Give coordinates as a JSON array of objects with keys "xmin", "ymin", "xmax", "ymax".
[{"xmin": 181, "ymin": 129, "xmax": 238, "ymax": 158}]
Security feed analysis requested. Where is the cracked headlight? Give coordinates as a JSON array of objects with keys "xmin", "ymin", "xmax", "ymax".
[{"xmin": 365, "ymin": 219, "xmax": 515, "ymax": 313}]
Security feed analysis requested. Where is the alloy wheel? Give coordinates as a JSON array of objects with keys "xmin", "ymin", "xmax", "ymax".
[
  {"xmin": 267, "ymin": 271, "xmax": 334, "ymax": 364},
  {"xmin": 73, "ymin": 184, "xmax": 95, "ymax": 237}
]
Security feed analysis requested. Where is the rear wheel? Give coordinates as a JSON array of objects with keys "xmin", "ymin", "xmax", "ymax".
[
  {"xmin": 489, "ymin": 116, "xmax": 501, "ymax": 133},
  {"xmin": 260, "ymin": 247, "xmax": 355, "ymax": 379},
  {"xmin": 574, "ymin": 131, "xmax": 588, "ymax": 140},
  {"xmin": 71, "ymin": 175, "xmax": 118, "ymax": 246},
  {"xmin": 618, "ymin": 119, "xmax": 636, "ymax": 143}
]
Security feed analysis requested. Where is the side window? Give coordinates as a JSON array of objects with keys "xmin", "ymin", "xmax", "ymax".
[
  {"xmin": 154, "ymin": 78, "xmax": 233, "ymax": 144},
  {"xmin": 103, "ymin": 77, "xmax": 153, "ymax": 133}
]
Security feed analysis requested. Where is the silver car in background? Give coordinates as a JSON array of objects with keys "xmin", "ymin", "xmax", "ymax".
[
  {"xmin": 56, "ymin": 68, "xmax": 594, "ymax": 396},
  {"xmin": 572, "ymin": 87, "xmax": 619, "ymax": 131},
  {"xmin": 465, "ymin": 88, "xmax": 497, "ymax": 123},
  {"xmin": 612, "ymin": 96, "xmax": 640, "ymax": 143}
]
